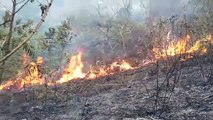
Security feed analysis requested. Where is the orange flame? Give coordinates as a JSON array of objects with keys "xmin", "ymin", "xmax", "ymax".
[
  {"xmin": 57, "ymin": 51, "xmax": 134, "ymax": 82},
  {"xmin": 153, "ymin": 35, "xmax": 190, "ymax": 59},
  {"xmin": 57, "ymin": 51, "xmax": 85, "ymax": 84},
  {"xmin": 207, "ymin": 34, "xmax": 213, "ymax": 44},
  {"xmin": 0, "ymin": 34, "xmax": 212, "ymax": 91},
  {"xmin": 87, "ymin": 60, "xmax": 134, "ymax": 79},
  {"xmin": 152, "ymin": 34, "xmax": 209, "ymax": 60},
  {"xmin": 0, "ymin": 55, "xmax": 45, "ymax": 91},
  {"xmin": 0, "ymin": 52, "xmax": 134, "ymax": 91},
  {"xmin": 0, "ymin": 80, "xmax": 16, "ymax": 90}
]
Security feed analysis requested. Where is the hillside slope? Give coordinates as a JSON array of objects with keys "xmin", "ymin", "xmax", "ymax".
[{"xmin": 0, "ymin": 55, "xmax": 213, "ymax": 120}]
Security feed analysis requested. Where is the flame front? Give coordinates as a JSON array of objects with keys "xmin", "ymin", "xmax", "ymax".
[
  {"xmin": 152, "ymin": 34, "xmax": 210, "ymax": 60},
  {"xmin": 57, "ymin": 52, "xmax": 134, "ymax": 82},
  {"xmin": 88, "ymin": 60, "xmax": 134, "ymax": 79},
  {"xmin": 0, "ymin": 34, "xmax": 212, "ymax": 91},
  {"xmin": 153, "ymin": 35, "xmax": 190, "ymax": 59},
  {"xmin": 0, "ymin": 52, "xmax": 134, "ymax": 91},
  {"xmin": 57, "ymin": 51, "xmax": 85, "ymax": 84}
]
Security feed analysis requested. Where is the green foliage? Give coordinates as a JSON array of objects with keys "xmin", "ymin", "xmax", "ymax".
[
  {"xmin": 37, "ymin": 18, "xmax": 75, "ymax": 69},
  {"xmin": 41, "ymin": 19, "xmax": 74, "ymax": 51},
  {"xmin": 56, "ymin": 19, "xmax": 74, "ymax": 48},
  {"xmin": 23, "ymin": 43, "xmax": 35, "ymax": 57},
  {"xmin": 0, "ymin": 12, "xmax": 35, "ymax": 80}
]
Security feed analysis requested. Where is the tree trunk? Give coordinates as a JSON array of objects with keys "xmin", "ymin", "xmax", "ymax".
[
  {"xmin": 0, "ymin": 0, "xmax": 16, "ymax": 82},
  {"xmin": 6, "ymin": 0, "xmax": 16, "ymax": 54},
  {"xmin": 119, "ymin": 28, "xmax": 127, "ymax": 57},
  {"xmin": 0, "ymin": 62, "xmax": 6, "ymax": 84}
]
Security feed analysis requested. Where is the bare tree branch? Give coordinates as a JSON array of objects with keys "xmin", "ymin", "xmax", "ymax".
[
  {"xmin": 14, "ymin": 0, "xmax": 30, "ymax": 14},
  {"xmin": 5, "ymin": 0, "xmax": 17, "ymax": 55},
  {"xmin": 16, "ymin": 0, "xmax": 27, "ymax": 5},
  {"xmin": 0, "ymin": 20, "xmax": 11, "ymax": 26},
  {"xmin": 0, "ymin": 0, "xmax": 29, "ymax": 27}
]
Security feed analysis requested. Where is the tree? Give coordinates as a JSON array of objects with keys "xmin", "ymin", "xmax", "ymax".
[
  {"xmin": 41, "ymin": 18, "xmax": 74, "ymax": 73},
  {"xmin": 0, "ymin": 0, "xmax": 53, "ymax": 82},
  {"xmin": 190, "ymin": 0, "xmax": 213, "ymax": 33}
]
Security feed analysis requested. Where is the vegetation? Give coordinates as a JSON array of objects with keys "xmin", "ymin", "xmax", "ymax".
[
  {"xmin": 0, "ymin": 0, "xmax": 213, "ymax": 119},
  {"xmin": 0, "ymin": 0, "xmax": 212, "ymax": 82},
  {"xmin": 0, "ymin": 0, "xmax": 52, "ymax": 82}
]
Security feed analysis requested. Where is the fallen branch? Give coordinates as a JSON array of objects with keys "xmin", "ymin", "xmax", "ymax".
[{"xmin": 0, "ymin": 0, "xmax": 53, "ymax": 63}]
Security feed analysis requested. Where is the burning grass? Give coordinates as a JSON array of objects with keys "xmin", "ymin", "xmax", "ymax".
[{"xmin": 0, "ymin": 34, "xmax": 212, "ymax": 91}]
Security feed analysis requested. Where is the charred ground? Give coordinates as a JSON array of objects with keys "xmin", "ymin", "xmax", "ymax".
[{"xmin": 0, "ymin": 51, "xmax": 213, "ymax": 120}]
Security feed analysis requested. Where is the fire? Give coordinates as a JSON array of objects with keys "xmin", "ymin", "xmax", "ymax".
[
  {"xmin": 152, "ymin": 34, "xmax": 210, "ymax": 60},
  {"xmin": 207, "ymin": 34, "xmax": 213, "ymax": 44},
  {"xmin": 88, "ymin": 67, "xmax": 107, "ymax": 79},
  {"xmin": 0, "ymin": 55, "xmax": 45, "ymax": 91},
  {"xmin": 187, "ymin": 40, "xmax": 207, "ymax": 54},
  {"xmin": 87, "ymin": 60, "xmax": 134, "ymax": 79},
  {"xmin": 0, "ymin": 80, "xmax": 16, "ymax": 90},
  {"xmin": 153, "ymin": 35, "xmax": 190, "ymax": 59},
  {"xmin": 57, "ymin": 52, "xmax": 134, "ymax": 82},
  {"xmin": 0, "ymin": 33, "xmax": 212, "ymax": 91},
  {"xmin": 57, "ymin": 51, "xmax": 85, "ymax": 84},
  {"xmin": 0, "ymin": 51, "xmax": 134, "ymax": 91},
  {"xmin": 111, "ymin": 60, "xmax": 133, "ymax": 70}
]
